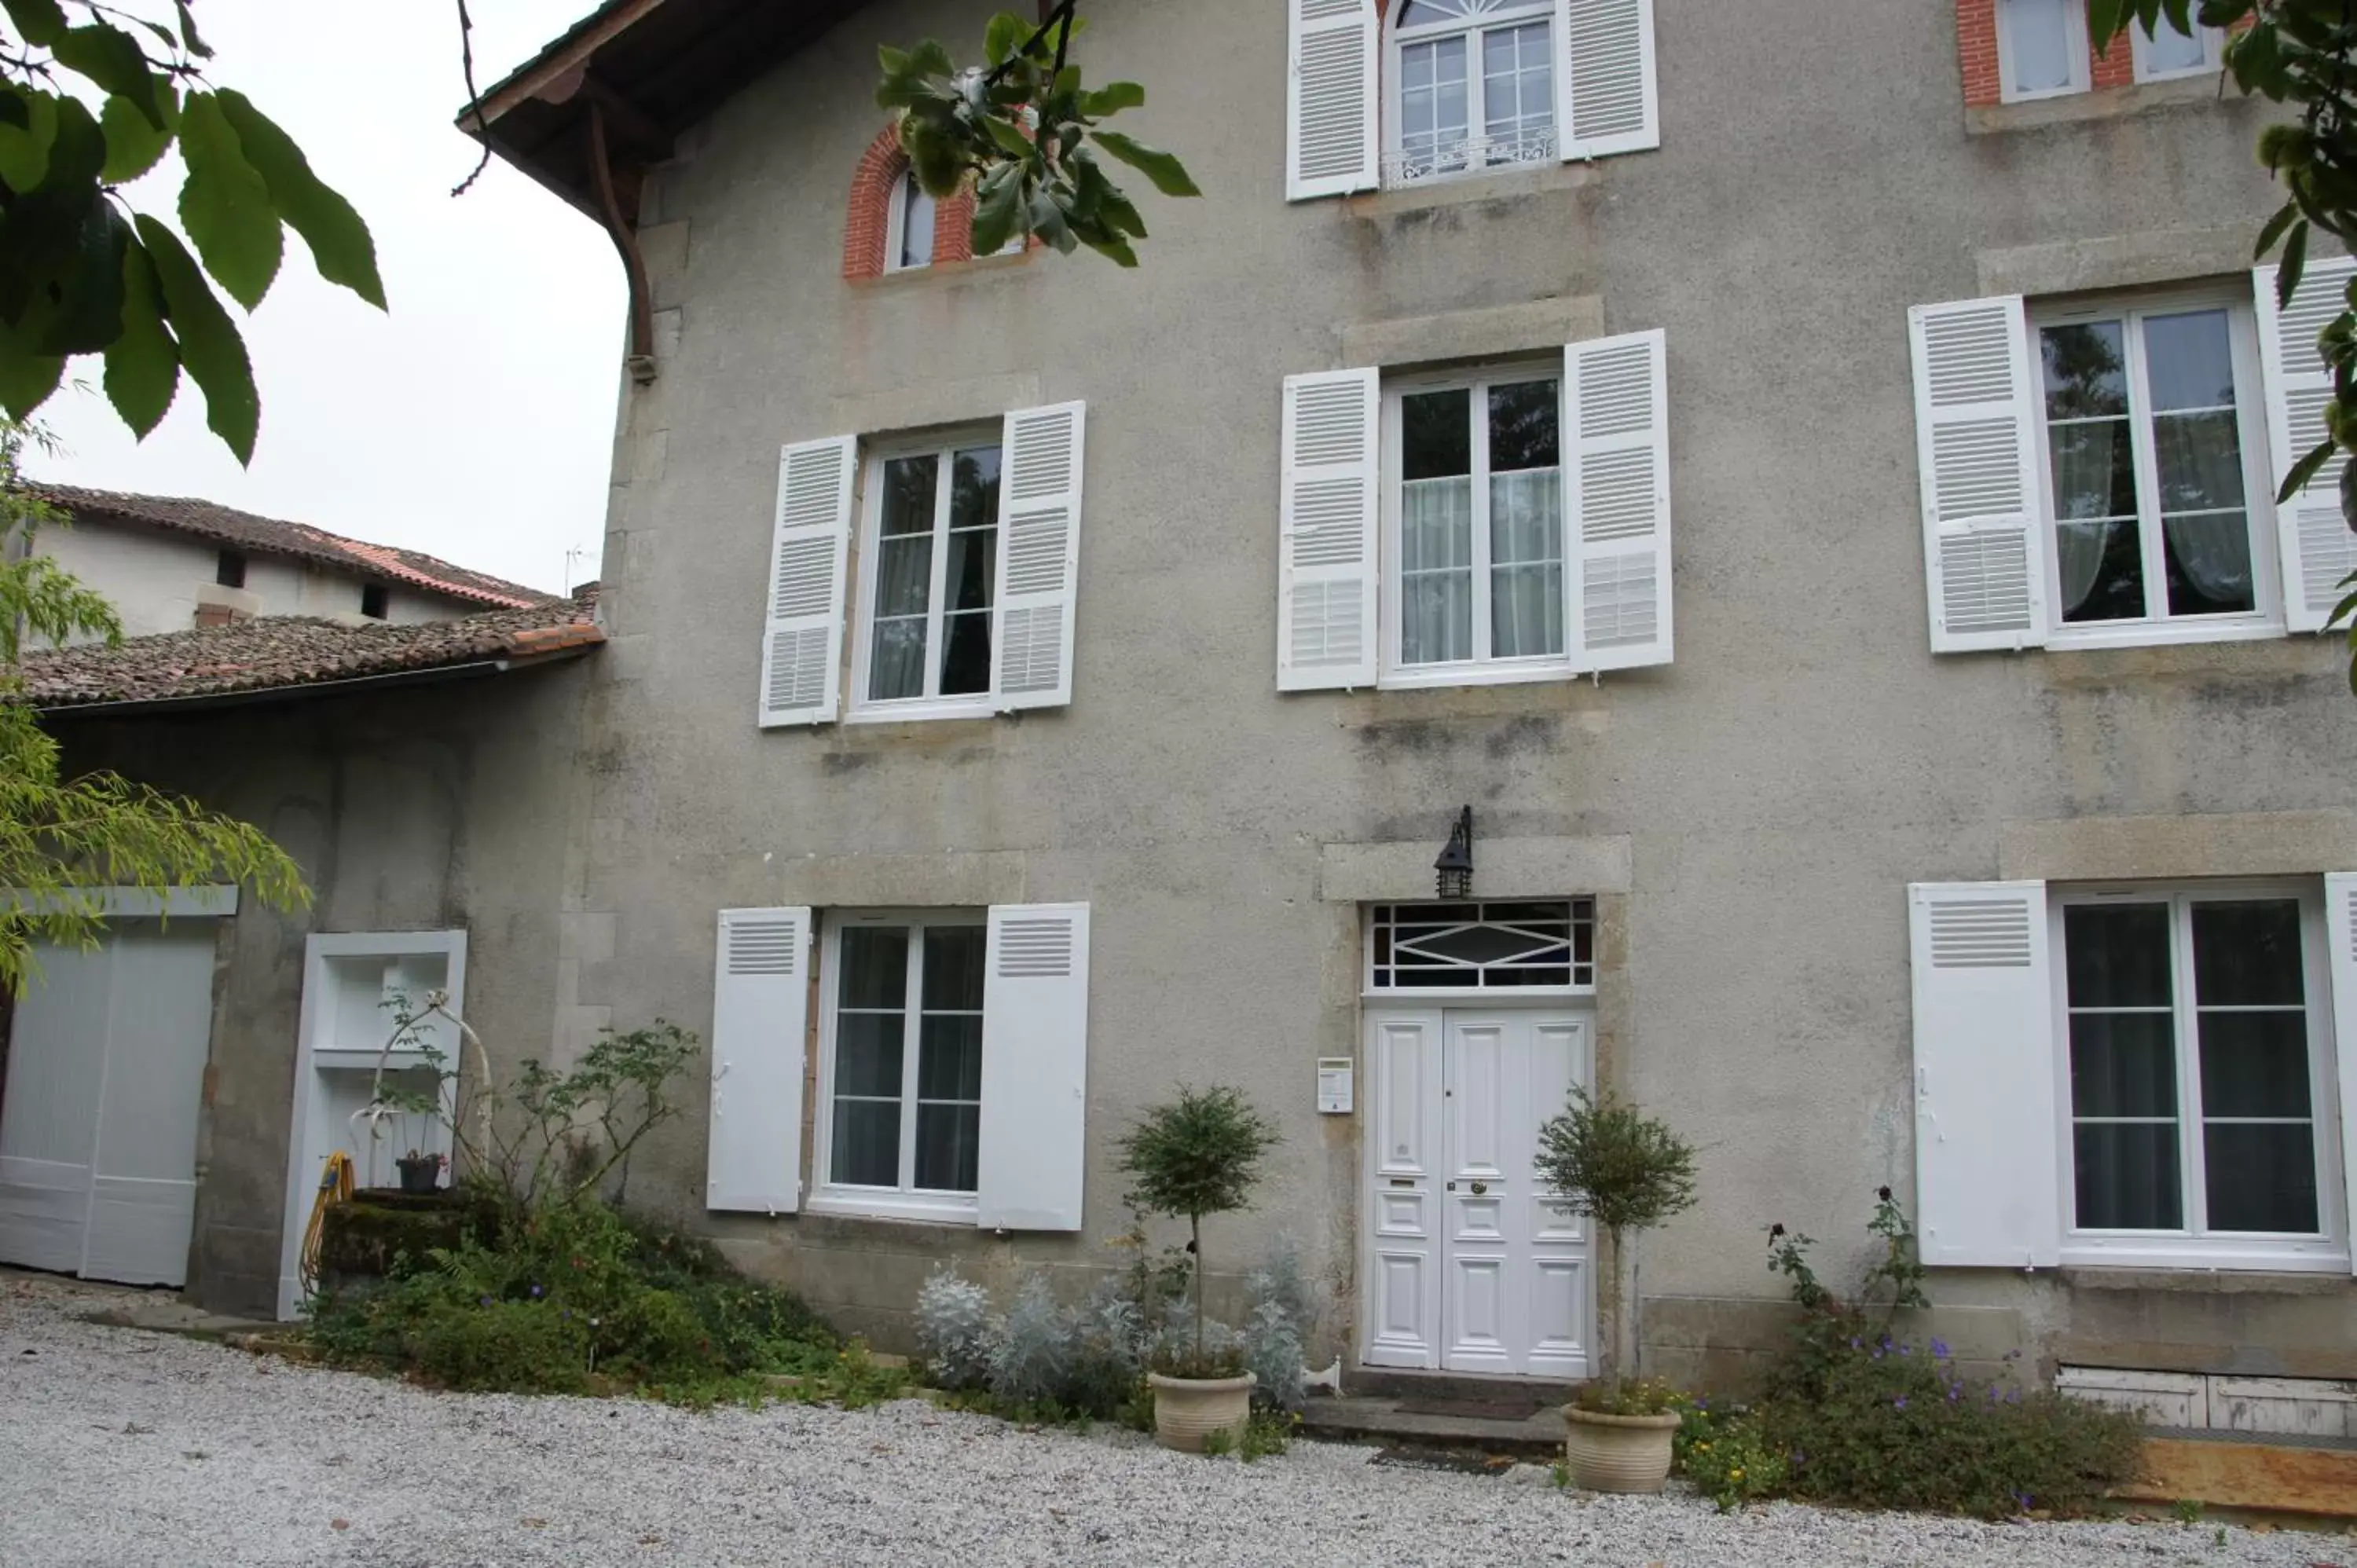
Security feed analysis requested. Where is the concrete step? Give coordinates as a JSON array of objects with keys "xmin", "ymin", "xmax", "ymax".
[
  {"xmin": 1346, "ymin": 1366, "xmax": 1580, "ymax": 1405},
  {"xmin": 1298, "ymin": 1393, "xmax": 1571, "ymax": 1460},
  {"xmin": 2117, "ymin": 1431, "xmax": 2357, "ymax": 1521}
]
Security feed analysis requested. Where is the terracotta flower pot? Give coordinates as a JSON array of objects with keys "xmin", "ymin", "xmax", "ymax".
[
  {"xmin": 1563, "ymin": 1406, "xmax": 1681, "ymax": 1493},
  {"xmin": 1147, "ymin": 1371, "xmax": 1256, "ymax": 1453}
]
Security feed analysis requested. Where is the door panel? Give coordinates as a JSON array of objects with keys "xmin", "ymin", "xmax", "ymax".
[
  {"xmin": 1362, "ymin": 1010, "xmax": 1442, "ymax": 1367},
  {"xmin": 1362, "ymin": 1006, "xmax": 1593, "ymax": 1379},
  {"xmin": 0, "ymin": 944, "xmax": 112, "ymax": 1273}
]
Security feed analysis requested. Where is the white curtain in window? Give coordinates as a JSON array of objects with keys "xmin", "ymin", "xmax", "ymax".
[
  {"xmin": 2003, "ymin": 0, "xmax": 2076, "ymax": 93},
  {"xmin": 1489, "ymin": 468, "xmax": 1563, "ymax": 657},
  {"xmin": 2143, "ymin": 16, "xmax": 2209, "ymax": 72},
  {"xmin": 2055, "ymin": 522, "xmax": 2106, "ymax": 614},
  {"xmin": 1401, "ymin": 477, "xmax": 1472, "ymax": 662},
  {"xmin": 2165, "ymin": 515, "xmax": 2254, "ymax": 602}
]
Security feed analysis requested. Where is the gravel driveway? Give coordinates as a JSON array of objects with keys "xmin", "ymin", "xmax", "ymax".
[{"xmin": 2, "ymin": 1273, "xmax": 2352, "ymax": 1568}]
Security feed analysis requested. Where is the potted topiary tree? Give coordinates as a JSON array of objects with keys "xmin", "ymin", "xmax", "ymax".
[
  {"xmin": 1117, "ymin": 1085, "xmax": 1279, "ymax": 1453},
  {"xmin": 1537, "ymin": 1086, "xmax": 1699, "ymax": 1493}
]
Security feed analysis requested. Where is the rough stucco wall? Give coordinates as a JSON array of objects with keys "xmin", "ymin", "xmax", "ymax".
[
  {"xmin": 581, "ymin": 0, "xmax": 2357, "ymax": 1366},
  {"xmin": 34, "ymin": 522, "xmax": 225, "ymax": 638},
  {"xmin": 46, "ymin": 664, "xmax": 591, "ymax": 1317}
]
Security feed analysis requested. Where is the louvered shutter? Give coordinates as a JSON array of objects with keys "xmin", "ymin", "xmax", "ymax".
[
  {"xmin": 2323, "ymin": 874, "xmax": 2357, "ymax": 1278},
  {"xmin": 2255, "ymin": 258, "xmax": 2357, "ymax": 633},
  {"xmin": 759, "ymin": 438, "xmax": 854, "ymax": 727},
  {"xmin": 991, "ymin": 401, "xmax": 1084, "ymax": 710},
  {"xmin": 1288, "ymin": 0, "xmax": 1376, "ymax": 200},
  {"xmin": 1907, "ymin": 881, "xmax": 2061, "ymax": 1268},
  {"xmin": 1565, "ymin": 330, "xmax": 1673, "ymax": 672},
  {"xmin": 1557, "ymin": 0, "xmax": 1659, "ymax": 159},
  {"xmin": 1279, "ymin": 368, "xmax": 1380, "ymax": 691},
  {"xmin": 976, "ymin": 903, "xmax": 1091, "ymax": 1231},
  {"xmin": 1908, "ymin": 297, "xmax": 2045, "ymax": 654},
  {"xmin": 706, "ymin": 907, "xmax": 811, "ymax": 1214}
]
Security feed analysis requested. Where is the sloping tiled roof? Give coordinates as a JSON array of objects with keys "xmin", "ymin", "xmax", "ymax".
[
  {"xmin": 24, "ymin": 589, "xmax": 604, "ymax": 711},
  {"xmin": 28, "ymin": 483, "xmax": 564, "ymax": 611}
]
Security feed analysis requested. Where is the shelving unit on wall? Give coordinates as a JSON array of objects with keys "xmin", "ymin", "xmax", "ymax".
[{"xmin": 275, "ymin": 930, "xmax": 468, "ymax": 1321}]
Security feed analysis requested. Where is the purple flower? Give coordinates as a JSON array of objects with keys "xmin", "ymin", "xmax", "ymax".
[
  {"xmin": 1898, "ymin": 1344, "xmax": 1911, "ymax": 1357},
  {"xmin": 478, "ymin": 1295, "xmax": 492, "ymax": 1307},
  {"xmin": 1695, "ymin": 1397, "xmax": 1708, "ymax": 1409},
  {"xmin": 2005, "ymin": 1387, "xmax": 2021, "ymax": 1404},
  {"xmin": 1893, "ymin": 1396, "xmax": 1908, "ymax": 1410},
  {"xmin": 530, "ymin": 1284, "xmax": 544, "ymax": 1299},
  {"xmin": 1849, "ymin": 1335, "xmax": 1862, "ymax": 1350},
  {"xmin": 2014, "ymin": 1491, "xmax": 2033, "ymax": 1513},
  {"xmin": 1946, "ymin": 1386, "xmax": 1960, "ymax": 1403},
  {"xmin": 1930, "ymin": 1338, "xmax": 1950, "ymax": 1359}
]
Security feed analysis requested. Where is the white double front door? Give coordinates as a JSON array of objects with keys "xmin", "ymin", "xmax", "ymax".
[{"xmin": 1361, "ymin": 1006, "xmax": 1593, "ymax": 1378}]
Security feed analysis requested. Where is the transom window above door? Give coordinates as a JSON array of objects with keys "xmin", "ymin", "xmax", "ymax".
[
  {"xmin": 1368, "ymin": 899, "xmax": 1596, "ymax": 991},
  {"xmin": 2034, "ymin": 299, "xmax": 2276, "ymax": 637},
  {"xmin": 856, "ymin": 438, "xmax": 1003, "ymax": 716},
  {"xmin": 1390, "ymin": 0, "xmax": 1556, "ymax": 185}
]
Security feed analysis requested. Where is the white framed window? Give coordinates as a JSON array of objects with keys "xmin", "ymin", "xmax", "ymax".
[
  {"xmin": 1383, "ymin": 362, "xmax": 1569, "ymax": 680},
  {"xmin": 849, "ymin": 434, "xmax": 1003, "ymax": 720},
  {"xmin": 2052, "ymin": 883, "xmax": 2346, "ymax": 1270},
  {"xmin": 1385, "ymin": 0, "xmax": 1556, "ymax": 185},
  {"xmin": 1367, "ymin": 899, "xmax": 1596, "ymax": 994},
  {"xmin": 886, "ymin": 170, "xmax": 936, "ymax": 273},
  {"xmin": 2030, "ymin": 291, "xmax": 2283, "ymax": 646},
  {"xmin": 814, "ymin": 911, "xmax": 988, "ymax": 1222},
  {"xmin": 1996, "ymin": 0, "xmax": 2090, "ymax": 102},
  {"xmin": 2131, "ymin": 13, "xmax": 2224, "ymax": 81}
]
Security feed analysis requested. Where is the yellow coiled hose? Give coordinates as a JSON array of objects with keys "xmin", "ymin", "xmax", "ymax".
[{"xmin": 297, "ymin": 1151, "xmax": 355, "ymax": 1303}]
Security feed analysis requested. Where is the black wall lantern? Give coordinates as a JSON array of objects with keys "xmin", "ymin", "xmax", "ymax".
[{"xmin": 1434, "ymin": 805, "xmax": 1474, "ymax": 899}]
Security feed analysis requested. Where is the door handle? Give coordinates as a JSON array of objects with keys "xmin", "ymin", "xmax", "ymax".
[{"xmin": 1469, "ymin": 1180, "xmax": 1489, "ymax": 1196}]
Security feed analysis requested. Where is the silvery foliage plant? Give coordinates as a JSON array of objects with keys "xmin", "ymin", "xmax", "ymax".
[
  {"xmin": 1244, "ymin": 1233, "xmax": 1312, "ymax": 1409},
  {"xmin": 915, "ymin": 1268, "xmax": 992, "ymax": 1392},
  {"xmin": 985, "ymin": 1273, "xmax": 1072, "ymax": 1405}
]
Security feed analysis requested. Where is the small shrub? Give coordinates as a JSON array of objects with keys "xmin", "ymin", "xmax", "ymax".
[
  {"xmin": 987, "ymin": 1274, "xmax": 1076, "ymax": 1406},
  {"xmin": 1116, "ymin": 1085, "xmax": 1280, "ymax": 1368},
  {"xmin": 1673, "ymin": 1398, "xmax": 1787, "ymax": 1512},
  {"xmin": 405, "ymin": 1298, "xmax": 591, "ymax": 1393},
  {"xmin": 1572, "ymin": 1375, "xmax": 1680, "ymax": 1416},
  {"xmin": 916, "ymin": 1269, "xmax": 992, "ymax": 1391},
  {"xmin": 1242, "ymin": 1297, "xmax": 1304, "ymax": 1408},
  {"xmin": 1148, "ymin": 1316, "xmax": 1244, "ymax": 1380},
  {"xmin": 1238, "ymin": 1407, "xmax": 1293, "ymax": 1461}
]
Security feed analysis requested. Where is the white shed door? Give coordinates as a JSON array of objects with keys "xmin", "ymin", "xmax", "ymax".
[
  {"xmin": 0, "ymin": 925, "xmax": 216, "ymax": 1286},
  {"xmin": 1362, "ymin": 1006, "xmax": 1593, "ymax": 1378}
]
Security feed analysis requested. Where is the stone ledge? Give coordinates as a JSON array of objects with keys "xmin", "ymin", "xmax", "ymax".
[
  {"xmin": 2059, "ymin": 1266, "xmax": 2354, "ymax": 1298},
  {"xmin": 1964, "ymin": 74, "xmax": 2241, "ymax": 135},
  {"xmin": 1338, "ymin": 295, "xmax": 1605, "ymax": 371},
  {"xmin": 1975, "ymin": 225, "xmax": 2264, "ymax": 299},
  {"xmin": 1340, "ymin": 160, "xmax": 1600, "ymax": 222},
  {"xmin": 1318, "ymin": 834, "xmax": 1632, "ymax": 902},
  {"xmin": 828, "ymin": 372, "xmax": 1045, "ymax": 440},
  {"xmin": 1997, "ymin": 811, "xmax": 2357, "ymax": 882}
]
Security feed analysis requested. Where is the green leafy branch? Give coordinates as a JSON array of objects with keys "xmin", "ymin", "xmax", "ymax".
[
  {"xmin": 876, "ymin": 4, "xmax": 1198, "ymax": 267},
  {"xmin": 2088, "ymin": 3, "xmax": 2357, "ymax": 683},
  {"xmin": 0, "ymin": 0, "xmax": 383, "ymax": 463}
]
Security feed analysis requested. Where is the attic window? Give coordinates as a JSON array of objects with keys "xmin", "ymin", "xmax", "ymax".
[
  {"xmin": 360, "ymin": 583, "xmax": 389, "ymax": 620},
  {"xmin": 215, "ymin": 550, "xmax": 246, "ymax": 589}
]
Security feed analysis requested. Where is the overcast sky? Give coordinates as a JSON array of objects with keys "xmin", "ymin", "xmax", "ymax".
[{"xmin": 27, "ymin": 2, "xmax": 625, "ymax": 595}]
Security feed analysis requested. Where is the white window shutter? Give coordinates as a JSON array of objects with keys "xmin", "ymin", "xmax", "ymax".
[
  {"xmin": 1908, "ymin": 297, "xmax": 2046, "ymax": 654},
  {"xmin": 1279, "ymin": 368, "xmax": 1380, "ymax": 691},
  {"xmin": 1565, "ymin": 329, "xmax": 1673, "ymax": 672},
  {"xmin": 759, "ymin": 438, "xmax": 854, "ymax": 727},
  {"xmin": 992, "ymin": 401, "xmax": 1084, "ymax": 710},
  {"xmin": 2254, "ymin": 258, "xmax": 2357, "ymax": 634},
  {"xmin": 1288, "ymin": 0, "xmax": 1376, "ymax": 200},
  {"xmin": 706, "ymin": 907, "xmax": 812, "ymax": 1214},
  {"xmin": 1557, "ymin": 0, "xmax": 1660, "ymax": 159},
  {"xmin": 976, "ymin": 902, "xmax": 1091, "ymax": 1231},
  {"xmin": 1908, "ymin": 881, "xmax": 2061, "ymax": 1268},
  {"xmin": 2323, "ymin": 874, "xmax": 2357, "ymax": 1277}
]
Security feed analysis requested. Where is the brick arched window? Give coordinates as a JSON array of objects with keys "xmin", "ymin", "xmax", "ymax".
[
  {"xmin": 842, "ymin": 122, "xmax": 980, "ymax": 280},
  {"xmin": 1956, "ymin": 0, "xmax": 2225, "ymax": 108}
]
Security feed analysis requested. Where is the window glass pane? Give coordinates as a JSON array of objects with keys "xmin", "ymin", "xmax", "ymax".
[
  {"xmin": 939, "ymin": 613, "xmax": 992, "ymax": 696},
  {"xmin": 2003, "ymin": 0, "xmax": 2077, "ymax": 93},
  {"xmin": 1487, "ymin": 379, "xmax": 1559, "ymax": 471},
  {"xmin": 2064, "ymin": 904, "xmax": 2172, "ymax": 1006},
  {"xmin": 880, "ymin": 456, "xmax": 938, "ymax": 537},
  {"xmin": 1404, "ymin": 389, "xmax": 1472, "ymax": 480},
  {"xmin": 2057, "ymin": 519, "xmax": 2146, "ymax": 623},
  {"xmin": 1399, "ymin": 0, "xmax": 1471, "ymax": 24},
  {"xmin": 839, "ymin": 927, "xmax": 909, "ymax": 1009},
  {"xmin": 898, "ymin": 177, "xmax": 935, "ymax": 269},
  {"xmin": 2069, "ymin": 1013, "xmax": 2179, "ymax": 1118},
  {"xmin": 2141, "ymin": 16, "xmax": 2209, "ymax": 74},
  {"xmin": 922, "ymin": 925, "xmax": 987, "ymax": 1012},
  {"xmin": 830, "ymin": 1100, "xmax": 901, "ymax": 1186},
  {"xmin": 945, "ymin": 526, "xmax": 995, "ymax": 614},
  {"xmin": 870, "ymin": 617, "xmax": 928, "ymax": 702},
  {"xmin": 2204, "ymin": 1124, "xmax": 2319, "ymax": 1233},
  {"xmin": 2046, "ymin": 423, "xmax": 2135, "ymax": 521},
  {"xmin": 918, "ymin": 1015, "xmax": 984, "ymax": 1100},
  {"xmin": 949, "ymin": 446, "xmax": 1001, "ymax": 533},
  {"xmin": 1482, "ymin": 21, "xmax": 1552, "ymax": 156},
  {"xmin": 1490, "ymin": 470, "xmax": 1563, "ymax": 658},
  {"xmin": 2143, "ymin": 310, "xmax": 2235, "ymax": 412},
  {"xmin": 834, "ymin": 1013, "xmax": 905, "ymax": 1097},
  {"xmin": 2197, "ymin": 1013, "xmax": 2314, "ymax": 1119},
  {"xmin": 2042, "ymin": 323, "xmax": 2128, "ymax": 418},
  {"xmin": 2161, "ymin": 514, "xmax": 2254, "ymax": 617},
  {"xmin": 1401, "ymin": 478, "xmax": 1473, "ymax": 665},
  {"xmin": 2192, "ymin": 900, "xmax": 2304, "ymax": 1005},
  {"xmin": 1398, "ymin": 36, "xmax": 1470, "ymax": 174},
  {"xmin": 2074, "ymin": 1123, "xmax": 2183, "ymax": 1229},
  {"xmin": 872, "ymin": 536, "xmax": 932, "ymax": 619},
  {"xmin": 915, "ymin": 1104, "xmax": 981, "ymax": 1192}
]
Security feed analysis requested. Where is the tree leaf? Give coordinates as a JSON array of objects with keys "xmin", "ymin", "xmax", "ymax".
[
  {"xmin": 0, "ymin": 0, "xmax": 66, "ymax": 47},
  {"xmin": 175, "ymin": 90, "xmax": 281, "ymax": 310},
  {"xmin": 970, "ymin": 162, "xmax": 1025, "ymax": 257},
  {"xmin": 2088, "ymin": 0, "xmax": 2134, "ymax": 47},
  {"xmin": 136, "ymin": 214, "xmax": 257, "ymax": 463},
  {"xmin": 1078, "ymin": 81, "xmax": 1146, "ymax": 117},
  {"xmin": 33, "ymin": 201, "xmax": 130, "ymax": 355},
  {"xmin": 2277, "ymin": 218, "xmax": 2309, "ymax": 310},
  {"xmin": 104, "ymin": 238, "xmax": 178, "ymax": 437},
  {"xmin": 0, "ymin": 86, "xmax": 58, "ymax": 192},
  {"xmin": 981, "ymin": 112, "xmax": 1033, "ymax": 159},
  {"xmin": 0, "ymin": 314, "xmax": 64, "ymax": 421},
  {"xmin": 174, "ymin": 0, "xmax": 211, "ymax": 59},
  {"xmin": 983, "ymin": 10, "xmax": 1028, "ymax": 65},
  {"xmin": 50, "ymin": 24, "xmax": 166, "ymax": 130},
  {"xmin": 2277, "ymin": 436, "xmax": 2333, "ymax": 505},
  {"xmin": 213, "ymin": 90, "xmax": 383, "ymax": 309},
  {"xmin": 2254, "ymin": 199, "xmax": 2300, "ymax": 262},
  {"xmin": 99, "ymin": 81, "xmax": 177, "ymax": 184},
  {"xmin": 1090, "ymin": 130, "xmax": 1201, "ymax": 197}
]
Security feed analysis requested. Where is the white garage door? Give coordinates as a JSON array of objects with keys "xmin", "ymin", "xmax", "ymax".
[{"xmin": 0, "ymin": 925, "xmax": 218, "ymax": 1286}]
